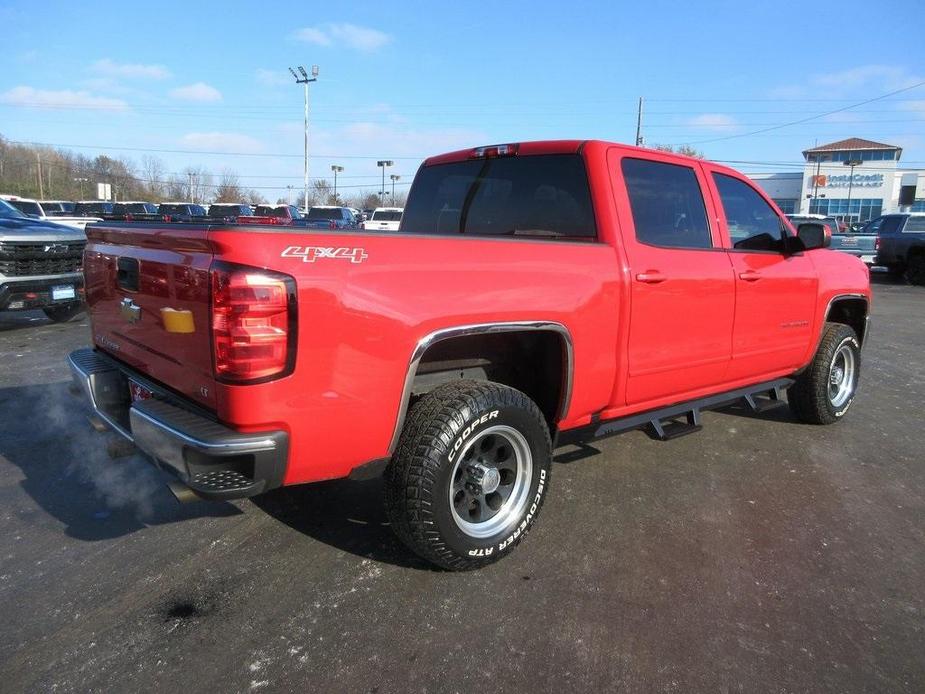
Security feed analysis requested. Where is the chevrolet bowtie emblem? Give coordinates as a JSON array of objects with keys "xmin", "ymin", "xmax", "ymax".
[
  {"xmin": 120, "ymin": 297, "xmax": 141, "ymax": 323},
  {"xmin": 44, "ymin": 243, "xmax": 68, "ymax": 254}
]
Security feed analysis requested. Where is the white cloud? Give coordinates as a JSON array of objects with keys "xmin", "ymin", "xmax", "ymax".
[
  {"xmin": 180, "ymin": 132, "xmax": 263, "ymax": 153},
  {"xmin": 811, "ymin": 65, "xmax": 922, "ymax": 92},
  {"xmin": 169, "ymin": 82, "xmax": 223, "ymax": 102},
  {"xmin": 687, "ymin": 113, "xmax": 739, "ymax": 131},
  {"xmin": 256, "ymin": 68, "xmax": 290, "ymax": 87},
  {"xmin": 897, "ymin": 100, "xmax": 925, "ymax": 115},
  {"xmin": 293, "ymin": 23, "xmax": 392, "ymax": 52},
  {"xmin": 0, "ymin": 86, "xmax": 128, "ymax": 111},
  {"xmin": 92, "ymin": 58, "xmax": 171, "ymax": 80}
]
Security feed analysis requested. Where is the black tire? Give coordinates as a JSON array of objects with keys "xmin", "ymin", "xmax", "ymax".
[
  {"xmin": 905, "ymin": 254, "xmax": 925, "ymax": 286},
  {"xmin": 385, "ymin": 380, "xmax": 551, "ymax": 570},
  {"xmin": 42, "ymin": 303, "xmax": 83, "ymax": 323},
  {"xmin": 789, "ymin": 322, "xmax": 860, "ymax": 425}
]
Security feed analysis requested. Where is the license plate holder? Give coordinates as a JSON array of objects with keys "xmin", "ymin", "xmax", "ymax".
[{"xmin": 51, "ymin": 285, "xmax": 75, "ymax": 301}]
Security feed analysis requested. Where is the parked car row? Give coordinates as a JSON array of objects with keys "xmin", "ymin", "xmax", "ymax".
[{"xmin": 785, "ymin": 211, "xmax": 925, "ymax": 284}]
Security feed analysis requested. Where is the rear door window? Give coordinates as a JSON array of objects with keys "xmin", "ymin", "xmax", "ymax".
[
  {"xmin": 621, "ymin": 158, "xmax": 712, "ymax": 249},
  {"xmin": 400, "ymin": 154, "xmax": 596, "ymax": 239},
  {"xmin": 903, "ymin": 217, "xmax": 925, "ymax": 232},
  {"xmin": 712, "ymin": 173, "xmax": 786, "ymax": 252}
]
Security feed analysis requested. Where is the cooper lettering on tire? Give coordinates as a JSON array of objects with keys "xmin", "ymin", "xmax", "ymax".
[{"xmin": 385, "ymin": 380, "xmax": 552, "ymax": 570}]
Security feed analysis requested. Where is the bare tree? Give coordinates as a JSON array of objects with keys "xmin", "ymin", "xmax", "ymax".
[
  {"xmin": 214, "ymin": 169, "xmax": 243, "ymax": 203},
  {"xmin": 652, "ymin": 144, "xmax": 705, "ymax": 159},
  {"xmin": 140, "ymin": 156, "xmax": 166, "ymax": 200}
]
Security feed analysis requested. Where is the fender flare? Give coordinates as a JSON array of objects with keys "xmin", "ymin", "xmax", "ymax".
[{"xmin": 387, "ymin": 321, "xmax": 574, "ymax": 454}]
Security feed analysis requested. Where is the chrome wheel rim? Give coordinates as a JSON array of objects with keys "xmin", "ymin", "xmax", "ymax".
[
  {"xmin": 449, "ymin": 425, "xmax": 532, "ymax": 539},
  {"xmin": 828, "ymin": 342, "xmax": 856, "ymax": 408}
]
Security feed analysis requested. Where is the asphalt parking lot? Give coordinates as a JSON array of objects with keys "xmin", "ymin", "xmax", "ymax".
[{"xmin": 1, "ymin": 278, "xmax": 923, "ymax": 693}]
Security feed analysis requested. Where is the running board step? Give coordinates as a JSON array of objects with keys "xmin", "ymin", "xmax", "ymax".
[
  {"xmin": 556, "ymin": 377, "xmax": 794, "ymax": 449},
  {"xmin": 742, "ymin": 385, "xmax": 787, "ymax": 413},
  {"xmin": 648, "ymin": 409, "xmax": 703, "ymax": 441}
]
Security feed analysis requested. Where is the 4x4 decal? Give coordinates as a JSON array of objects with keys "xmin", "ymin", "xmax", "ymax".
[{"xmin": 281, "ymin": 246, "xmax": 369, "ymax": 264}]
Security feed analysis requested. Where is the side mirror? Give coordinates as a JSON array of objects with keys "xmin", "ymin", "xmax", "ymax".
[{"xmin": 797, "ymin": 222, "xmax": 831, "ymax": 251}]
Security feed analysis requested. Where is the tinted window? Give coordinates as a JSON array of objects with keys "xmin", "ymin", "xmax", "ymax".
[
  {"xmin": 372, "ymin": 210, "xmax": 402, "ymax": 221},
  {"xmin": 713, "ymin": 173, "xmax": 785, "ymax": 252},
  {"xmin": 75, "ymin": 202, "xmax": 113, "ymax": 216},
  {"xmin": 8, "ymin": 200, "xmax": 42, "ymax": 217},
  {"xmin": 879, "ymin": 216, "xmax": 903, "ymax": 234},
  {"xmin": 905, "ymin": 217, "xmax": 925, "ymax": 232},
  {"xmin": 400, "ymin": 154, "xmax": 596, "ymax": 239},
  {"xmin": 208, "ymin": 205, "xmax": 250, "ymax": 217},
  {"xmin": 621, "ymin": 158, "xmax": 711, "ymax": 249},
  {"xmin": 307, "ymin": 207, "xmax": 344, "ymax": 220},
  {"xmin": 0, "ymin": 200, "xmax": 25, "ymax": 218}
]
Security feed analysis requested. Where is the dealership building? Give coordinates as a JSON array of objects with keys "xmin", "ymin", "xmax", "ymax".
[{"xmin": 748, "ymin": 137, "xmax": 925, "ymax": 224}]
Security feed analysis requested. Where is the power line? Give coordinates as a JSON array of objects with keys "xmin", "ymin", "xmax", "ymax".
[
  {"xmin": 673, "ymin": 81, "xmax": 925, "ymax": 146},
  {"xmin": 8, "ymin": 139, "xmax": 425, "ymax": 160}
]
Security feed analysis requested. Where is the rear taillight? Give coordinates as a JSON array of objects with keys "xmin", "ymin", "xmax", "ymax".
[
  {"xmin": 210, "ymin": 262, "xmax": 297, "ymax": 383},
  {"xmin": 875, "ymin": 236, "xmax": 880, "ymax": 251}
]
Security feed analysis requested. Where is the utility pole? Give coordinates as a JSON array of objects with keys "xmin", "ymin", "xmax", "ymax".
[
  {"xmin": 390, "ymin": 174, "xmax": 400, "ymax": 204},
  {"xmin": 290, "ymin": 65, "xmax": 319, "ymax": 211},
  {"xmin": 635, "ymin": 97, "xmax": 645, "ymax": 147},
  {"xmin": 287, "ymin": 185, "xmax": 293, "ymax": 205},
  {"xmin": 331, "ymin": 165, "xmax": 344, "ymax": 203},
  {"xmin": 188, "ymin": 172, "xmax": 195, "ymax": 202},
  {"xmin": 36, "ymin": 153, "xmax": 45, "ymax": 199}
]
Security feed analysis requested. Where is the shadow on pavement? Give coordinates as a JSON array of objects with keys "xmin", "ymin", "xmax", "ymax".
[
  {"xmin": 253, "ymin": 478, "xmax": 436, "ymax": 571},
  {"xmin": 0, "ymin": 381, "xmax": 241, "ymax": 542}
]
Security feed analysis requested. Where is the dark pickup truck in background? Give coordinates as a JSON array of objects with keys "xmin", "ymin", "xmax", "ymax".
[{"xmin": 873, "ymin": 213, "xmax": 925, "ymax": 284}]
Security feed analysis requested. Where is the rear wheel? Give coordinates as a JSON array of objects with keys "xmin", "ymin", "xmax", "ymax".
[
  {"xmin": 42, "ymin": 303, "xmax": 83, "ymax": 323},
  {"xmin": 385, "ymin": 380, "xmax": 551, "ymax": 570},
  {"xmin": 905, "ymin": 254, "xmax": 925, "ymax": 286},
  {"xmin": 789, "ymin": 322, "xmax": 860, "ymax": 424}
]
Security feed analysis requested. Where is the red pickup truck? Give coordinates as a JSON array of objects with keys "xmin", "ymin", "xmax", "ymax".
[{"xmin": 69, "ymin": 140, "xmax": 871, "ymax": 570}]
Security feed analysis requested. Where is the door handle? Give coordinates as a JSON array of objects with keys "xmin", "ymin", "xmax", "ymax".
[
  {"xmin": 738, "ymin": 270, "xmax": 762, "ymax": 281},
  {"xmin": 635, "ymin": 271, "xmax": 667, "ymax": 284}
]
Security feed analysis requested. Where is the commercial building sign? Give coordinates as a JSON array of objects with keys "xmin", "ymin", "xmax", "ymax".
[{"xmin": 809, "ymin": 173, "xmax": 884, "ymax": 189}]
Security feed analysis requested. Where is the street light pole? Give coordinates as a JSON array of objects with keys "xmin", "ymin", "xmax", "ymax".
[
  {"xmin": 377, "ymin": 160, "xmax": 393, "ymax": 205},
  {"xmin": 331, "ymin": 165, "xmax": 344, "ymax": 203},
  {"xmin": 390, "ymin": 174, "xmax": 400, "ymax": 204},
  {"xmin": 844, "ymin": 159, "xmax": 862, "ymax": 227},
  {"xmin": 290, "ymin": 65, "xmax": 319, "ymax": 211}
]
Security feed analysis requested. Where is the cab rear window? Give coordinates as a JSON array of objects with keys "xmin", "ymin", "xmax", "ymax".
[{"xmin": 400, "ymin": 154, "xmax": 597, "ymax": 240}]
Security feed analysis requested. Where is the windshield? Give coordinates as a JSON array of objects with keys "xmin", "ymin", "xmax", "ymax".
[
  {"xmin": 307, "ymin": 207, "xmax": 343, "ymax": 220},
  {"xmin": 8, "ymin": 200, "xmax": 42, "ymax": 217},
  {"xmin": 208, "ymin": 205, "xmax": 250, "ymax": 217},
  {"xmin": 0, "ymin": 200, "xmax": 26, "ymax": 219},
  {"xmin": 400, "ymin": 154, "xmax": 596, "ymax": 239},
  {"xmin": 372, "ymin": 210, "xmax": 403, "ymax": 222},
  {"xmin": 75, "ymin": 202, "xmax": 113, "ymax": 216}
]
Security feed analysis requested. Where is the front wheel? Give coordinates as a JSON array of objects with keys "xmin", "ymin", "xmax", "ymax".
[
  {"xmin": 789, "ymin": 322, "xmax": 861, "ymax": 424},
  {"xmin": 385, "ymin": 380, "xmax": 551, "ymax": 570},
  {"xmin": 905, "ymin": 254, "xmax": 925, "ymax": 286}
]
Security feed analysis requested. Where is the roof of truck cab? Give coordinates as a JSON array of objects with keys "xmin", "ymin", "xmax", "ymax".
[{"xmin": 422, "ymin": 139, "xmax": 735, "ymax": 172}]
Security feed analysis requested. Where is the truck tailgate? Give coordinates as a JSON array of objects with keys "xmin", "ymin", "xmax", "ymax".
[
  {"xmin": 830, "ymin": 233, "xmax": 876, "ymax": 253},
  {"xmin": 83, "ymin": 223, "xmax": 217, "ymax": 409}
]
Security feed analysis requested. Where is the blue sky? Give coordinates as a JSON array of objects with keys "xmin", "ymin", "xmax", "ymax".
[{"xmin": 2, "ymin": 0, "xmax": 924, "ymax": 200}]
